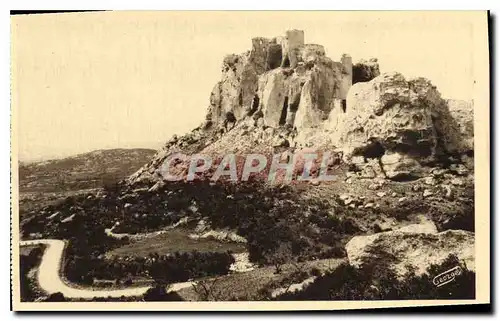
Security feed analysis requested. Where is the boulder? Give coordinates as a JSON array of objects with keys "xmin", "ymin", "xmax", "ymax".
[
  {"xmin": 451, "ymin": 177, "xmax": 465, "ymax": 186},
  {"xmin": 332, "ymin": 73, "xmax": 434, "ymax": 157},
  {"xmin": 345, "ymin": 222, "xmax": 474, "ymax": 277},
  {"xmin": 381, "ymin": 152, "xmax": 423, "ymax": 180},
  {"xmin": 423, "ymin": 189, "xmax": 433, "ymax": 197},
  {"xmin": 397, "ymin": 218, "xmax": 438, "ymax": 234},
  {"xmin": 424, "ymin": 176, "xmax": 437, "ymax": 186},
  {"xmin": 330, "ymin": 72, "xmax": 466, "ymax": 170},
  {"xmin": 358, "ymin": 159, "xmax": 384, "ymax": 179}
]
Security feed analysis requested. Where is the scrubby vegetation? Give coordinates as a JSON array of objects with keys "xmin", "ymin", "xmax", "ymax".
[
  {"xmin": 21, "ymin": 178, "xmax": 357, "ymax": 270},
  {"xmin": 19, "ymin": 151, "xmax": 475, "ymax": 301},
  {"xmin": 274, "ymin": 255, "xmax": 475, "ymax": 300},
  {"xmin": 65, "ymin": 240, "xmax": 234, "ymax": 285},
  {"xmin": 39, "ymin": 287, "xmax": 185, "ymax": 302},
  {"xmin": 19, "ymin": 246, "xmax": 45, "ymax": 302}
]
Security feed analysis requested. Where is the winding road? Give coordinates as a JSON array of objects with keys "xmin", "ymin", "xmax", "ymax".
[{"xmin": 20, "ymin": 239, "xmax": 194, "ymax": 299}]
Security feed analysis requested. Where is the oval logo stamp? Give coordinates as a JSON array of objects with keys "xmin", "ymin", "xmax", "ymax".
[{"xmin": 432, "ymin": 266, "xmax": 463, "ymax": 287}]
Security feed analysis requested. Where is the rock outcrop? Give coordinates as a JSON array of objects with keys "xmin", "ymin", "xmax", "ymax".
[
  {"xmin": 206, "ymin": 30, "xmax": 353, "ymax": 131},
  {"xmin": 380, "ymin": 152, "xmax": 424, "ymax": 180},
  {"xmin": 128, "ymin": 30, "xmax": 474, "ymax": 186},
  {"xmin": 446, "ymin": 99, "xmax": 474, "ymax": 153},
  {"xmin": 345, "ymin": 221, "xmax": 475, "ymax": 277},
  {"xmin": 327, "ymin": 72, "xmax": 467, "ymax": 179}
]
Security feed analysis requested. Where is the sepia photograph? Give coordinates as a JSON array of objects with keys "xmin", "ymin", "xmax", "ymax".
[{"xmin": 10, "ymin": 10, "xmax": 490, "ymax": 311}]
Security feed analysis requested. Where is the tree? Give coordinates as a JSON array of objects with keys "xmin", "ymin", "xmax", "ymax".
[
  {"xmin": 143, "ymin": 282, "xmax": 172, "ymax": 301},
  {"xmin": 191, "ymin": 277, "xmax": 223, "ymax": 301},
  {"xmin": 268, "ymin": 242, "xmax": 294, "ymax": 274}
]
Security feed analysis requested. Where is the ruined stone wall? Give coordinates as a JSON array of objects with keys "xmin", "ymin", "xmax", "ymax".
[
  {"xmin": 205, "ymin": 30, "xmax": 356, "ymax": 131},
  {"xmin": 266, "ymin": 42, "xmax": 283, "ymax": 70},
  {"xmin": 280, "ymin": 30, "xmax": 305, "ymax": 68},
  {"xmin": 250, "ymin": 37, "xmax": 273, "ymax": 75}
]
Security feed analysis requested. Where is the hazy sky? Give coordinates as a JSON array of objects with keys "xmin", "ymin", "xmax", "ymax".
[{"xmin": 12, "ymin": 11, "xmax": 481, "ymax": 161}]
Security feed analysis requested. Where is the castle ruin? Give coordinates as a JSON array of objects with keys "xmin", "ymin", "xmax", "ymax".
[{"xmin": 205, "ymin": 30, "xmax": 378, "ymax": 131}]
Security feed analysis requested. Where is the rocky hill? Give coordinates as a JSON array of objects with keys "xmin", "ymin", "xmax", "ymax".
[
  {"xmin": 20, "ymin": 148, "xmax": 156, "ymax": 193},
  {"xmin": 128, "ymin": 30, "xmax": 473, "ymax": 188},
  {"xmin": 19, "ymin": 148, "xmax": 156, "ymax": 217},
  {"xmin": 123, "ymin": 29, "xmax": 474, "ymax": 276},
  {"xmin": 20, "ymin": 30, "xmax": 476, "ymax": 301}
]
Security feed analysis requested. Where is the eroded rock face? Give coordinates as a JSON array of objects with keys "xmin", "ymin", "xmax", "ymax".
[
  {"xmin": 345, "ymin": 223, "xmax": 475, "ymax": 277},
  {"xmin": 206, "ymin": 30, "xmax": 353, "ymax": 131},
  {"xmin": 258, "ymin": 69, "xmax": 287, "ymax": 127},
  {"xmin": 206, "ymin": 37, "xmax": 281, "ymax": 125},
  {"xmin": 128, "ymin": 30, "xmax": 473, "ymax": 186},
  {"xmin": 206, "ymin": 52, "xmax": 257, "ymax": 124},
  {"xmin": 329, "ymin": 72, "xmax": 465, "ymax": 177},
  {"xmin": 332, "ymin": 72, "xmax": 436, "ymax": 158},
  {"xmin": 256, "ymin": 48, "xmax": 353, "ymax": 130},
  {"xmin": 293, "ymin": 57, "xmax": 346, "ymax": 129},
  {"xmin": 446, "ymin": 99, "xmax": 474, "ymax": 153}
]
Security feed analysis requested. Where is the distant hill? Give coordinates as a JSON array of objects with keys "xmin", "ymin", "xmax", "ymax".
[{"xmin": 19, "ymin": 148, "xmax": 156, "ymax": 193}]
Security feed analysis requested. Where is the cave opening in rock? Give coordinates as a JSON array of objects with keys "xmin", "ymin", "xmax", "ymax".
[
  {"xmin": 282, "ymin": 55, "xmax": 290, "ymax": 68},
  {"xmin": 394, "ymin": 131, "xmax": 434, "ymax": 158},
  {"xmin": 238, "ymin": 92, "xmax": 243, "ymax": 106},
  {"xmin": 279, "ymin": 97, "xmax": 289, "ymax": 125},
  {"xmin": 363, "ymin": 139, "xmax": 385, "ymax": 160},
  {"xmin": 267, "ymin": 45, "xmax": 283, "ymax": 70},
  {"xmin": 225, "ymin": 111, "xmax": 236, "ymax": 123},
  {"xmin": 341, "ymin": 99, "xmax": 347, "ymax": 113}
]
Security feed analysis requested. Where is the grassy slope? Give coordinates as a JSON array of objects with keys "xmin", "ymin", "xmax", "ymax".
[{"xmin": 106, "ymin": 228, "xmax": 246, "ymax": 257}]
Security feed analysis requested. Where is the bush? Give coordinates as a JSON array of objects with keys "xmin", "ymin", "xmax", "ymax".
[
  {"xmin": 274, "ymin": 255, "xmax": 475, "ymax": 300},
  {"xmin": 19, "ymin": 247, "xmax": 44, "ymax": 302},
  {"xmin": 143, "ymin": 284, "xmax": 184, "ymax": 301},
  {"xmin": 43, "ymin": 292, "xmax": 66, "ymax": 302},
  {"xmin": 310, "ymin": 267, "xmax": 322, "ymax": 277},
  {"xmin": 148, "ymin": 251, "xmax": 235, "ymax": 283}
]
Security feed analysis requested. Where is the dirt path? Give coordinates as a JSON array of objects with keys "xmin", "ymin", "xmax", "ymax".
[{"xmin": 20, "ymin": 239, "xmax": 193, "ymax": 299}]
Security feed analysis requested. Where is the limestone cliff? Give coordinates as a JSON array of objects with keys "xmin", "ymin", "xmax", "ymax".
[
  {"xmin": 205, "ymin": 30, "xmax": 354, "ymax": 131},
  {"xmin": 330, "ymin": 72, "xmax": 466, "ymax": 158},
  {"xmin": 128, "ymin": 30, "xmax": 473, "ymax": 185}
]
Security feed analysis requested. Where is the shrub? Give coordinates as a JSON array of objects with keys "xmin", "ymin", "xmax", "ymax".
[
  {"xmin": 43, "ymin": 292, "xmax": 66, "ymax": 302},
  {"xmin": 274, "ymin": 255, "xmax": 475, "ymax": 300}
]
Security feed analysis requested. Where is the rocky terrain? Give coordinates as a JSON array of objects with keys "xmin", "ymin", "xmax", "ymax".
[{"xmin": 19, "ymin": 30, "xmax": 475, "ymax": 302}]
